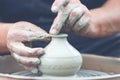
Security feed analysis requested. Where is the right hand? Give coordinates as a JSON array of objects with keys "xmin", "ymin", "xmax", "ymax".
[
  {"xmin": 50, "ymin": 0, "xmax": 91, "ymax": 36},
  {"xmin": 50, "ymin": 0, "xmax": 119, "ymax": 38},
  {"xmin": 7, "ymin": 21, "xmax": 50, "ymax": 70}
]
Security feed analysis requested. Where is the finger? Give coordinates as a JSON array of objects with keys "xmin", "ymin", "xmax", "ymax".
[
  {"xmin": 50, "ymin": 11, "xmax": 64, "ymax": 34},
  {"xmin": 12, "ymin": 53, "xmax": 40, "ymax": 67},
  {"xmin": 65, "ymin": 7, "xmax": 84, "ymax": 31},
  {"xmin": 27, "ymin": 32, "xmax": 51, "ymax": 42},
  {"xmin": 21, "ymin": 25, "xmax": 50, "ymax": 41},
  {"xmin": 73, "ymin": 14, "xmax": 91, "ymax": 34},
  {"xmin": 18, "ymin": 27, "xmax": 50, "ymax": 41},
  {"xmin": 9, "ymin": 42, "xmax": 44, "ymax": 57},
  {"xmin": 51, "ymin": 0, "xmax": 69, "ymax": 13},
  {"xmin": 50, "ymin": 4, "xmax": 78, "ymax": 34},
  {"xmin": 23, "ymin": 66, "xmax": 42, "ymax": 75},
  {"xmin": 20, "ymin": 63, "xmax": 38, "ymax": 72},
  {"xmin": 23, "ymin": 66, "xmax": 41, "ymax": 74},
  {"xmin": 31, "ymin": 67, "xmax": 39, "ymax": 74},
  {"xmin": 8, "ymin": 22, "xmax": 50, "ymax": 42}
]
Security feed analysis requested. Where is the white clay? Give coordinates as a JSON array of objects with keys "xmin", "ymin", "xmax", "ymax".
[{"xmin": 39, "ymin": 34, "xmax": 82, "ymax": 76}]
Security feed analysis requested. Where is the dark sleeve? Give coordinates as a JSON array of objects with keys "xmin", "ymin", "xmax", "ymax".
[{"xmin": 81, "ymin": 0, "xmax": 106, "ymax": 9}]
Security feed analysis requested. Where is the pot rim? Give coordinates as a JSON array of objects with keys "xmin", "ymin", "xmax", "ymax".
[{"xmin": 50, "ymin": 34, "xmax": 68, "ymax": 38}]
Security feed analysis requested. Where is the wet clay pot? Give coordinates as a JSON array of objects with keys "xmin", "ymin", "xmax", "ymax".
[{"xmin": 39, "ymin": 34, "xmax": 82, "ymax": 76}]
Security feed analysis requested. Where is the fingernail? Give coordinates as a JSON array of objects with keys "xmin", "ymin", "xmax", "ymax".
[
  {"xmin": 51, "ymin": 6, "xmax": 58, "ymax": 13},
  {"xmin": 37, "ymin": 49, "xmax": 44, "ymax": 55},
  {"xmin": 31, "ymin": 68, "xmax": 39, "ymax": 74},
  {"xmin": 33, "ymin": 58, "xmax": 40, "ymax": 65},
  {"xmin": 50, "ymin": 29, "xmax": 58, "ymax": 34}
]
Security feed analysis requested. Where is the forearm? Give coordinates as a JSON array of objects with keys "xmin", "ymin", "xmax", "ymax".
[
  {"xmin": 90, "ymin": 0, "xmax": 120, "ymax": 37},
  {"xmin": 0, "ymin": 23, "xmax": 13, "ymax": 53}
]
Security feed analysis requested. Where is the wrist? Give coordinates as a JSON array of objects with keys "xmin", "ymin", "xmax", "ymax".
[
  {"xmin": 0, "ymin": 23, "xmax": 14, "ymax": 53},
  {"xmin": 90, "ymin": 8, "xmax": 108, "ymax": 28},
  {"xmin": 90, "ymin": 7, "xmax": 118, "ymax": 37},
  {"xmin": 90, "ymin": 0, "xmax": 120, "ymax": 35}
]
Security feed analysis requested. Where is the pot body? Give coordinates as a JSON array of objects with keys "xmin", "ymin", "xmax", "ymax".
[{"xmin": 39, "ymin": 34, "xmax": 82, "ymax": 76}]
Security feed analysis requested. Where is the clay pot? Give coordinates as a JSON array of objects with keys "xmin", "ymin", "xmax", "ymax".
[{"xmin": 39, "ymin": 34, "xmax": 82, "ymax": 76}]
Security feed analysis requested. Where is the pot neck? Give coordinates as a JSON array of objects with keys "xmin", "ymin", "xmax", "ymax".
[{"xmin": 50, "ymin": 34, "xmax": 68, "ymax": 43}]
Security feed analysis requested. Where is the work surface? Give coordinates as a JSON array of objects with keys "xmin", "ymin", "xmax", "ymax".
[{"xmin": 0, "ymin": 54, "xmax": 120, "ymax": 80}]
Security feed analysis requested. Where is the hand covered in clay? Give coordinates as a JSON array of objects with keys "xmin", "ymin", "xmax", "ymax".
[
  {"xmin": 50, "ymin": 0, "xmax": 92, "ymax": 36},
  {"xmin": 7, "ymin": 21, "xmax": 50, "ymax": 69}
]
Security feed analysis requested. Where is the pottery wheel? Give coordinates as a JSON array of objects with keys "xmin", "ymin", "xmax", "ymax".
[{"xmin": 12, "ymin": 69, "xmax": 109, "ymax": 78}]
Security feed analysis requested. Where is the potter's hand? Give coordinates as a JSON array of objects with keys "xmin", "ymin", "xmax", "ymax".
[
  {"xmin": 7, "ymin": 21, "xmax": 50, "ymax": 69},
  {"xmin": 50, "ymin": 0, "xmax": 91, "ymax": 36}
]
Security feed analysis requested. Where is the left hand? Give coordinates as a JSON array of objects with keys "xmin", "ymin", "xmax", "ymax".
[{"xmin": 7, "ymin": 21, "xmax": 50, "ymax": 70}]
